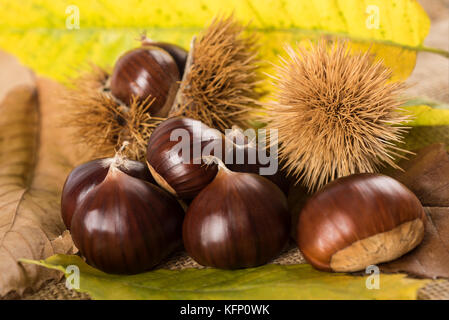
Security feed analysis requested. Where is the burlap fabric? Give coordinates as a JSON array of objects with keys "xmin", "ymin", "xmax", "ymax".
[{"xmin": 20, "ymin": 0, "xmax": 449, "ymax": 301}]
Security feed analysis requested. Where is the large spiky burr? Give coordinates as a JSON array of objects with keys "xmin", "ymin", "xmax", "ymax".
[
  {"xmin": 266, "ymin": 40, "xmax": 410, "ymax": 191},
  {"xmin": 172, "ymin": 15, "xmax": 265, "ymax": 131}
]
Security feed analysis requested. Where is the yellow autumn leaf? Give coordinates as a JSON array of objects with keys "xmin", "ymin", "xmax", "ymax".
[
  {"xmin": 0, "ymin": 0, "xmax": 443, "ymax": 82},
  {"xmin": 405, "ymin": 105, "xmax": 449, "ymax": 126}
]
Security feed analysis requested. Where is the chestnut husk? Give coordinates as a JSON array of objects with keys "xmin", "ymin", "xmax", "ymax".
[
  {"xmin": 64, "ymin": 156, "xmax": 184, "ymax": 274},
  {"xmin": 146, "ymin": 117, "xmax": 222, "ymax": 199},
  {"xmin": 263, "ymin": 40, "xmax": 410, "ymax": 192},
  {"xmin": 183, "ymin": 162, "xmax": 290, "ymax": 269},
  {"xmin": 297, "ymin": 173, "xmax": 426, "ymax": 272},
  {"xmin": 66, "ymin": 15, "xmax": 264, "ymax": 162},
  {"xmin": 170, "ymin": 15, "xmax": 265, "ymax": 132},
  {"xmin": 61, "ymin": 157, "xmax": 154, "ymax": 230}
]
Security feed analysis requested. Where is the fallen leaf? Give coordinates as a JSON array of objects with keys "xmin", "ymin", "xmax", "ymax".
[
  {"xmin": 381, "ymin": 207, "xmax": 449, "ymax": 279},
  {"xmin": 22, "ymin": 254, "xmax": 429, "ymax": 300},
  {"xmin": 401, "ymin": 126, "xmax": 449, "ymax": 152},
  {"xmin": 379, "ymin": 144, "xmax": 449, "ymax": 278},
  {"xmin": 0, "ymin": 0, "xmax": 440, "ymax": 81},
  {"xmin": 403, "ymin": 106, "xmax": 449, "ymax": 126},
  {"xmin": 0, "ymin": 51, "xmax": 34, "ymax": 103},
  {"xmin": 0, "ymin": 52, "xmax": 88, "ymax": 298},
  {"xmin": 383, "ymin": 143, "xmax": 449, "ymax": 206}
]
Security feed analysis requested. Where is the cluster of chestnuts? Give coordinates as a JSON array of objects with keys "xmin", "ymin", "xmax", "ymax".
[
  {"xmin": 62, "ymin": 115, "xmax": 427, "ymax": 274},
  {"xmin": 61, "ymin": 150, "xmax": 185, "ymax": 274},
  {"xmin": 61, "ymin": 38, "xmax": 426, "ymax": 275},
  {"xmin": 62, "ymin": 117, "xmax": 291, "ymax": 273},
  {"xmin": 62, "ymin": 116, "xmax": 427, "ymax": 275},
  {"xmin": 70, "ymin": 15, "xmax": 264, "ymax": 163}
]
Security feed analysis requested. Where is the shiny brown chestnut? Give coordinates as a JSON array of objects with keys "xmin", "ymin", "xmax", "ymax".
[
  {"xmin": 141, "ymin": 39, "xmax": 188, "ymax": 76},
  {"xmin": 154, "ymin": 43, "xmax": 187, "ymax": 76},
  {"xmin": 110, "ymin": 46, "xmax": 180, "ymax": 116},
  {"xmin": 61, "ymin": 157, "xmax": 154, "ymax": 230},
  {"xmin": 183, "ymin": 158, "xmax": 290, "ymax": 269},
  {"xmin": 296, "ymin": 173, "xmax": 426, "ymax": 273},
  {"xmin": 63, "ymin": 153, "xmax": 184, "ymax": 274},
  {"xmin": 146, "ymin": 117, "xmax": 223, "ymax": 199}
]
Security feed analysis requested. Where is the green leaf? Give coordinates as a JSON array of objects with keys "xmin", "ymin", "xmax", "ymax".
[
  {"xmin": 0, "ymin": 0, "xmax": 442, "ymax": 81},
  {"xmin": 22, "ymin": 254, "xmax": 429, "ymax": 300}
]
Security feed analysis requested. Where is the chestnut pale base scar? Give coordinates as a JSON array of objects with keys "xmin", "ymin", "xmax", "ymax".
[{"xmin": 330, "ymin": 218, "xmax": 425, "ymax": 272}]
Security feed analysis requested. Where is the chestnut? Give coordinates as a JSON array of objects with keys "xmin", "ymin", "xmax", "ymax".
[
  {"xmin": 140, "ymin": 39, "xmax": 188, "ymax": 76},
  {"xmin": 183, "ymin": 158, "xmax": 290, "ymax": 269},
  {"xmin": 153, "ymin": 43, "xmax": 188, "ymax": 76},
  {"xmin": 61, "ymin": 157, "xmax": 154, "ymax": 230},
  {"xmin": 62, "ymin": 153, "xmax": 184, "ymax": 274},
  {"xmin": 110, "ymin": 45, "xmax": 180, "ymax": 116},
  {"xmin": 296, "ymin": 173, "xmax": 426, "ymax": 272},
  {"xmin": 146, "ymin": 117, "xmax": 223, "ymax": 199}
]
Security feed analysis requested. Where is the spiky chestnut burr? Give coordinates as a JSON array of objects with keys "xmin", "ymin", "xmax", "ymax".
[
  {"xmin": 65, "ymin": 15, "xmax": 264, "ymax": 162},
  {"xmin": 265, "ymin": 40, "xmax": 410, "ymax": 191},
  {"xmin": 64, "ymin": 65, "xmax": 167, "ymax": 161},
  {"xmin": 171, "ymin": 15, "xmax": 265, "ymax": 132}
]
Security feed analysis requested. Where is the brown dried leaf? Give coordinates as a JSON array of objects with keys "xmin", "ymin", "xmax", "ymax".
[
  {"xmin": 0, "ymin": 52, "xmax": 87, "ymax": 297},
  {"xmin": 381, "ymin": 207, "xmax": 449, "ymax": 279},
  {"xmin": 379, "ymin": 143, "xmax": 449, "ymax": 278},
  {"xmin": 0, "ymin": 52, "xmax": 34, "ymax": 103},
  {"xmin": 383, "ymin": 143, "xmax": 449, "ymax": 207}
]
